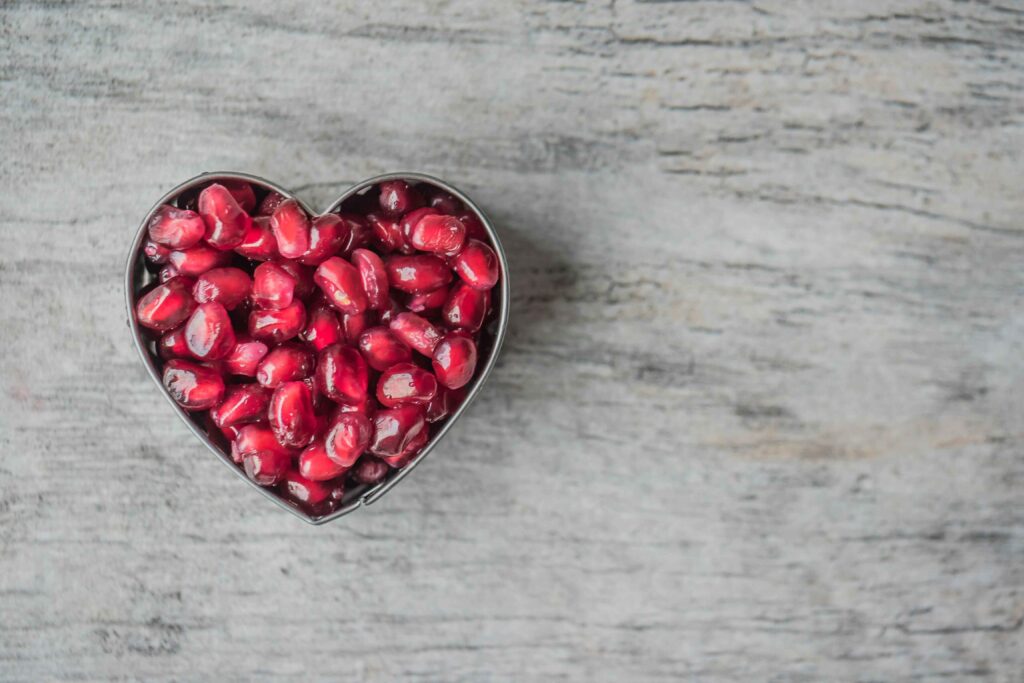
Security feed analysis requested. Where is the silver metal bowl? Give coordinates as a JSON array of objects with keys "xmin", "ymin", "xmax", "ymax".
[{"xmin": 125, "ymin": 171, "xmax": 510, "ymax": 524}]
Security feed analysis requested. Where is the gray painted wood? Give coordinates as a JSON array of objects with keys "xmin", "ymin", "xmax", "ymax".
[{"xmin": 1, "ymin": 1, "xmax": 1022, "ymax": 681}]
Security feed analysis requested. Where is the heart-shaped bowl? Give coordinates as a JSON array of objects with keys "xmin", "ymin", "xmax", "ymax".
[{"xmin": 125, "ymin": 172, "xmax": 509, "ymax": 524}]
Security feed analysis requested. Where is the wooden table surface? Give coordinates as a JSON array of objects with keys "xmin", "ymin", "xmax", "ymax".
[{"xmin": 2, "ymin": 1, "xmax": 1022, "ymax": 681}]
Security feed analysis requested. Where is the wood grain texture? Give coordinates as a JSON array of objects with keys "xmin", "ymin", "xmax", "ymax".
[{"xmin": 1, "ymin": 1, "xmax": 1022, "ymax": 681}]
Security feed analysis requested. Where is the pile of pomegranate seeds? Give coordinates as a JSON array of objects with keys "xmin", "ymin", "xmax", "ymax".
[{"xmin": 135, "ymin": 178, "xmax": 499, "ymax": 517}]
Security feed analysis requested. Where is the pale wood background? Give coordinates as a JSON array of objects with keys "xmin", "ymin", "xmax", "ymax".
[{"xmin": 1, "ymin": 1, "xmax": 1022, "ymax": 681}]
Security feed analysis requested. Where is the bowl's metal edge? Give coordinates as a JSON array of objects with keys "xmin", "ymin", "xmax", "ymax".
[{"xmin": 124, "ymin": 171, "xmax": 510, "ymax": 526}]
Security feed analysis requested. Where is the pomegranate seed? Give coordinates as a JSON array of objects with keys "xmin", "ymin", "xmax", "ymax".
[
  {"xmin": 385, "ymin": 255, "xmax": 452, "ymax": 294},
  {"xmin": 301, "ymin": 301, "xmax": 343, "ymax": 351},
  {"xmin": 457, "ymin": 212, "xmax": 489, "ymax": 241},
  {"xmin": 453, "ymin": 240, "xmax": 499, "ymax": 290},
  {"xmin": 211, "ymin": 384, "xmax": 270, "ymax": 430},
  {"xmin": 251, "ymin": 262, "xmax": 297, "ymax": 310},
  {"xmin": 336, "ymin": 213, "xmax": 372, "ymax": 255},
  {"xmin": 147, "ymin": 204, "xmax": 206, "ymax": 249},
  {"xmin": 256, "ymin": 343, "xmax": 314, "ymax": 388},
  {"xmin": 379, "ymin": 180, "xmax": 422, "ymax": 217},
  {"xmin": 400, "ymin": 207, "xmax": 440, "ymax": 241},
  {"xmin": 351, "ymin": 456, "xmax": 389, "ymax": 485},
  {"xmin": 389, "ymin": 312, "xmax": 442, "ymax": 356},
  {"xmin": 432, "ymin": 332, "xmax": 478, "ymax": 389},
  {"xmin": 198, "ymin": 183, "xmax": 252, "ymax": 250},
  {"xmin": 340, "ymin": 311, "xmax": 371, "ymax": 344},
  {"xmin": 158, "ymin": 264, "xmax": 179, "ymax": 283},
  {"xmin": 406, "ymin": 287, "xmax": 449, "ymax": 313},
  {"xmin": 315, "ymin": 344, "xmax": 368, "ymax": 405},
  {"xmin": 276, "ymin": 259, "xmax": 315, "ymax": 299},
  {"xmin": 184, "ymin": 302, "xmax": 236, "ymax": 360},
  {"xmin": 379, "ymin": 296, "xmax": 403, "ymax": 325},
  {"xmin": 370, "ymin": 405, "xmax": 426, "ymax": 457},
  {"xmin": 314, "ymin": 257, "xmax": 368, "ymax": 315},
  {"xmin": 350, "ymin": 248, "xmax": 389, "ymax": 311},
  {"xmin": 376, "ymin": 362, "xmax": 438, "ymax": 407},
  {"xmin": 299, "ymin": 440, "xmax": 350, "ymax": 481},
  {"xmin": 157, "ymin": 325, "xmax": 191, "ymax": 360},
  {"xmin": 162, "ymin": 359, "xmax": 225, "ymax": 410},
  {"xmin": 442, "ymin": 282, "xmax": 490, "ymax": 332},
  {"xmin": 224, "ymin": 336, "xmax": 269, "ymax": 376},
  {"xmin": 135, "ymin": 277, "xmax": 197, "ymax": 331},
  {"xmin": 325, "ymin": 412, "xmax": 372, "ymax": 467},
  {"xmin": 244, "ymin": 451, "xmax": 292, "ymax": 486},
  {"xmin": 144, "ymin": 238, "xmax": 172, "ymax": 264},
  {"xmin": 232, "ymin": 424, "xmax": 294, "ymax": 462},
  {"xmin": 380, "ymin": 425, "xmax": 429, "ymax": 468},
  {"xmin": 269, "ymin": 381, "xmax": 317, "ymax": 448},
  {"xmin": 367, "ymin": 213, "xmax": 409, "ymax": 253},
  {"xmin": 426, "ymin": 189, "xmax": 463, "ymax": 215},
  {"xmin": 235, "ymin": 216, "xmax": 279, "ymax": 261},
  {"xmin": 168, "ymin": 244, "xmax": 233, "ymax": 277},
  {"xmin": 221, "ymin": 180, "xmax": 256, "ymax": 213},
  {"xmin": 270, "ymin": 199, "xmax": 311, "ymax": 260},
  {"xmin": 299, "ymin": 214, "xmax": 349, "ymax": 266},
  {"xmin": 425, "ymin": 386, "xmax": 465, "ymax": 423},
  {"xmin": 331, "ymin": 395, "xmax": 377, "ymax": 419},
  {"xmin": 248, "ymin": 301, "xmax": 306, "ymax": 343},
  {"xmin": 257, "ymin": 191, "xmax": 288, "ymax": 216},
  {"xmin": 278, "ymin": 470, "xmax": 345, "ymax": 515},
  {"xmin": 218, "ymin": 423, "xmax": 241, "ymax": 442},
  {"xmin": 358, "ymin": 327, "xmax": 412, "ymax": 371},
  {"xmin": 192, "ymin": 267, "xmax": 252, "ymax": 310},
  {"xmin": 409, "ymin": 214, "xmax": 466, "ymax": 255}
]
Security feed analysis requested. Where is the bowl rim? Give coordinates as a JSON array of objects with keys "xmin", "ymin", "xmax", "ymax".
[{"xmin": 124, "ymin": 171, "xmax": 510, "ymax": 525}]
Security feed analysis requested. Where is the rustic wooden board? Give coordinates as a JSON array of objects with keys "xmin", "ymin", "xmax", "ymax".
[{"xmin": 1, "ymin": 1, "xmax": 1022, "ymax": 680}]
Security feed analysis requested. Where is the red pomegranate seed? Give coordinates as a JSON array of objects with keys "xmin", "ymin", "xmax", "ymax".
[
  {"xmin": 244, "ymin": 450, "xmax": 292, "ymax": 486},
  {"xmin": 379, "ymin": 296, "xmax": 403, "ymax": 325},
  {"xmin": 299, "ymin": 214, "xmax": 349, "ymax": 266},
  {"xmin": 336, "ymin": 213, "xmax": 372, "ymax": 255},
  {"xmin": 256, "ymin": 343, "xmax": 314, "ymax": 388},
  {"xmin": 367, "ymin": 213, "xmax": 409, "ymax": 254},
  {"xmin": 370, "ymin": 405, "xmax": 427, "ymax": 457},
  {"xmin": 400, "ymin": 207, "xmax": 439, "ymax": 241},
  {"xmin": 270, "ymin": 199, "xmax": 311, "ymax": 260},
  {"xmin": 251, "ymin": 262, "xmax": 297, "ymax": 310},
  {"xmin": 376, "ymin": 363, "xmax": 438, "ymax": 407},
  {"xmin": 232, "ymin": 424, "xmax": 294, "ymax": 463},
  {"xmin": 301, "ymin": 301, "xmax": 343, "ymax": 351},
  {"xmin": 211, "ymin": 384, "xmax": 270, "ymax": 430},
  {"xmin": 453, "ymin": 240, "xmax": 499, "ymax": 290},
  {"xmin": 218, "ymin": 424, "xmax": 241, "ymax": 442},
  {"xmin": 406, "ymin": 287, "xmax": 449, "ymax": 313},
  {"xmin": 147, "ymin": 204, "xmax": 206, "ymax": 249},
  {"xmin": 221, "ymin": 180, "xmax": 256, "ymax": 213},
  {"xmin": 198, "ymin": 183, "xmax": 252, "ymax": 250},
  {"xmin": 389, "ymin": 312, "xmax": 442, "ymax": 356},
  {"xmin": 168, "ymin": 244, "xmax": 233, "ymax": 277},
  {"xmin": 278, "ymin": 470, "xmax": 345, "ymax": 515},
  {"xmin": 331, "ymin": 395, "xmax": 377, "ymax": 419},
  {"xmin": 409, "ymin": 214, "xmax": 466, "ymax": 255},
  {"xmin": 426, "ymin": 189, "xmax": 463, "ymax": 215},
  {"xmin": 315, "ymin": 344, "xmax": 368, "ymax": 405},
  {"xmin": 379, "ymin": 180, "xmax": 423, "ymax": 217},
  {"xmin": 224, "ymin": 336, "xmax": 269, "ymax": 376},
  {"xmin": 358, "ymin": 326, "xmax": 413, "ymax": 371},
  {"xmin": 458, "ymin": 212, "xmax": 489, "ymax": 241},
  {"xmin": 144, "ymin": 238, "xmax": 172, "ymax": 264},
  {"xmin": 269, "ymin": 381, "xmax": 317, "ymax": 448},
  {"xmin": 380, "ymin": 426, "xmax": 429, "ymax": 468},
  {"xmin": 350, "ymin": 248, "xmax": 389, "ymax": 311},
  {"xmin": 385, "ymin": 254, "xmax": 452, "ymax": 294},
  {"xmin": 248, "ymin": 301, "xmax": 306, "ymax": 343},
  {"xmin": 162, "ymin": 359, "xmax": 225, "ymax": 410},
  {"xmin": 275, "ymin": 260, "xmax": 315, "ymax": 299},
  {"xmin": 432, "ymin": 332, "xmax": 478, "ymax": 389},
  {"xmin": 235, "ymin": 216, "xmax": 279, "ymax": 261},
  {"xmin": 257, "ymin": 191, "xmax": 288, "ymax": 216},
  {"xmin": 136, "ymin": 277, "xmax": 197, "ymax": 331},
  {"xmin": 340, "ymin": 311, "xmax": 371, "ymax": 344},
  {"xmin": 351, "ymin": 456, "xmax": 389, "ymax": 485},
  {"xmin": 192, "ymin": 267, "xmax": 252, "ymax": 310},
  {"xmin": 314, "ymin": 257, "xmax": 368, "ymax": 315},
  {"xmin": 299, "ymin": 440, "xmax": 350, "ymax": 481},
  {"xmin": 425, "ymin": 386, "xmax": 466, "ymax": 423},
  {"xmin": 184, "ymin": 302, "xmax": 236, "ymax": 360},
  {"xmin": 442, "ymin": 282, "xmax": 490, "ymax": 332},
  {"xmin": 157, "ymin": 325, "xmax": 191, "ymax": 360},
  {"xmin": 158, "ymin": 264, "xmax": 179, "ymax": 283},
  {"xmin": 325, "ymin": 412, "xmax": 372, "ymax": 467}
]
